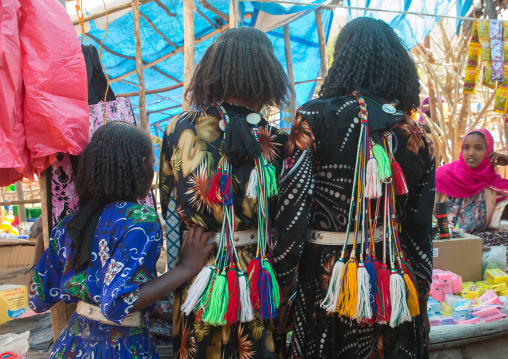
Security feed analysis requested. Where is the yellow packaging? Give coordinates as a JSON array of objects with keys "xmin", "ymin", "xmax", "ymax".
[
  {"xmin": 494, "ymin": 88, "xmax": 508, "ymax": 113},
  {"xmin": 462, "ymin": 284, "xmax": 482, "ymax": 299},
  {"xmin": 472, "ymin": 20, "xmax": 479, "ymax": 42},
  {"xmin": 486, "ymin": 269, "xmax": 508, "ymax": 284},
  {"xmin": 480, "ymin": 39, "xmax": 492, "ymax": 62},
  {"xmin": 463, "ymin": 67, "xmax": 480, "ymax": 94},
  {"xmin": 440, "ymin": 302, "xmax": 453, "ymax": 315},
  {"xmin": 497, "ymin": 64, "xmax": 508, "ymax": 88},
  {"xmin": 491, "ymin": 282, "xmax": 507, "ymax": 292},
  {"xmin": 482, "ymin": 63, "xmax": 496, "ymax": 89},
  {"xmin": 499, "ymin": 289, "xmax": 508, "ymax": 296},
  {"xmin": 503, "ymin": 20, "xmax": 508, "ymax": 38},
  {"xmin": 467, "ymin": 42, "xmax": 481, "ymax": 68},
  {"xmin": 463, "ymin": 281, "xmax": 475, "ymax": 288},
  {"xmin": 0, "ymin": 285, "xmax": 28, "ymax": 325},
  {"xmin": 477, "ymin": 19, "xmax": 490, "ymax": 38},
  {"xmin": 477, "ymin": 281, "xmax": 491, "ymax": 288}
]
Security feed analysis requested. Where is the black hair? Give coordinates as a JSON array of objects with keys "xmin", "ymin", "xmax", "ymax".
[
  {"xmin": 75, "ymin": 121, "xmax": 153, "ymax": 203},
  {"xmin": 185, "ymin": 27, "xmax": 293, "ymax": 111},
  {"xmin": 320, "ymin": 17, "xmax": 420, "ymax": 114}
]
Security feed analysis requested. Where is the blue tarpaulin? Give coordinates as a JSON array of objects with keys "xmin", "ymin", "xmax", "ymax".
[{"xmin": 80, "ymin": 0, "xmax": 473, "ymax": 136}]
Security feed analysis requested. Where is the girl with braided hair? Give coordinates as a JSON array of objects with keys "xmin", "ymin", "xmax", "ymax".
[
  {"xmin": 274, "ymin": 17, "xmax": 435, "ymax": 358},
  {"xmin": 29, "ymin": 121, "xmax": 215, "ymax": 358},
  {"xmin": 159, "ymin": 27, "xmax": 291, "ymax": 359}
]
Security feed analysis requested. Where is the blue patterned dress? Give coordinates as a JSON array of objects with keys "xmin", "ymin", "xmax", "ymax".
[{"xmin": 29, "ymin": 201, "xmax": 162, "ymax": 358}]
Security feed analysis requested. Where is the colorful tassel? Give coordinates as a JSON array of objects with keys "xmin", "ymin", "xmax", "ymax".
[
  {"xmin": 258, "ymin": 260, "xmax": 279, "ymax": 319},
  {"xmin": 206, "ymin": 171, "xmax": 222, "ymax": 203},
  {"xmin": 181, "ymin": 266, "xmax": 215, "ymax": 315},
  {"xmin": 248, "ymin": 258, "xmax": 261, "ymax": 310},
  {"xmin": 219, "ymin": 174, "xmax": 233, "ymax": 206},
  {"xmin": 203, "ymin": 272, "xmax": 228, "ymax": 325},
  {"xmin": 355, "ymin": 262, "xmax": 373, "ymax": 321},
  {"xmin": 225, "ymin": 268, "xmax": 240, "ymax": 324},
  {"xmin": 401, "ymin": 260, "xmax": 418, "ymax": 295},
  {"xmin": 402, "ymin": 270, "xmax": 420, "ymax": 317},
  {"xmin": 321, "ymin": 258, "xmax": 345, "ymax": 313},
  {"xmin": 264, "ymin": 163, "xmax": 278, "ymax": 198},
  {"xmin": 376, "ymin": 263, "xmax": 391, "ymax": 324},
  {"xmin": 364, "ymin": 256, "xmax": 378, "ymax": 317},
  {"xmin": 366, "ymin": 157, "xmax": 382, "ymax": 198},
  {"xmin": 336, "ymin": 258, "xmax": 358, "ymax": 318},
  {"xmin": 238, "ymin": 272, "xmax": 254, "ymax": 322},
  {"xmin": 371, "ymin": 144, "xmax": 391, "ymax": 181},
  {"xmin": 389, "ymin": 270, "xmax": 411, "ymax": 328},
  {"xmin": 246, "ymin": 168, "xmax": 259, "ymax": 199},
  {"xmin": 391, "ymin": 161, "xmax": 408, "ymax": 195}
]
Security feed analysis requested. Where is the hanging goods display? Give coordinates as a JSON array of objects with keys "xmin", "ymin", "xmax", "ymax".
[
  {"xmin": 180, "ymin": 104, "xmax": 280, "ymax": 324},
  {"xmin": 320, "ymin": 91, "xmax": 419, "ymax": 328}
]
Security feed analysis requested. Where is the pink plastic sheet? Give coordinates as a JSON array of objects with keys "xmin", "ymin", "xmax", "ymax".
[{"xmin": 0, "ymin": 0, "xmax": 88, "ymax": 186}]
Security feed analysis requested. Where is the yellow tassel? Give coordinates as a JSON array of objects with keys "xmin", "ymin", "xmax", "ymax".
[
  {"xmin": 403, "ymin": 271, "xmax": 420, "ymax": 317},
  {"xmin": 336, "ymin": 258, "xmax": 358, "ymax": 318}
]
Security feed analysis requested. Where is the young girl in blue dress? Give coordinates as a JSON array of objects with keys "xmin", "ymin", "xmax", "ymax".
[{"xmin": 29, "ymin": 121, "xmax": 215, "ymax": 358}]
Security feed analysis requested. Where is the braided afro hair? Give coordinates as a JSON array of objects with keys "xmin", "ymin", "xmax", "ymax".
[
  {"xmin": 320, "ymin": 17, "xmax": 420, "ymax": 114},
  {"xmin": 76, "ymin": 121, "xmax": 153, "ymax": 203},
  {"xmin": 185, "ymin": 27, "xmax": 293, "ymax": 111}
]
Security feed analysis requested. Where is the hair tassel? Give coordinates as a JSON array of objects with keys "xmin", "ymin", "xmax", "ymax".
[
  {"xmin": 401, "ymin": 269, "xmax": 420, "ymax": 317},
  {"xmin": 203, "ymin": 271, "xmax": 228, "ymax": 326},
  {"xmin": 366, "ymin": 156, "xmax": 382, "ymax": 198},
  {"xmin": 180, "ymin": 266, "xmax": 215, "ymax": 315},
  {"xmin": 389, "ymin": 269, "xmax": 411, "ymax": 328},
  {"xmin": 225, "ymin": 268, "xmax": 241, "ymax": 325},
  {"xmin": 206, "ymin": 170, "xmax": 222, "ymax": 203},
  {"xmin": 355, "ymin": 261, "xmax": 373, "ymax": 321},
  {"xmin": 248, "ymin": 258, "xmax": 261, "ymax": 311},
  {"xmin": 371, "ymin": 144, "xmax": 391, "ymax": 181},
  {"xmin": 321, "ymin": 257, "xmax": 345, "ymax": 313},
  {"xmin": 238, "ymin": 272, "xmax": 254, "ymax": 322},
  {"xmin": 391, "ymin": 160, "xmax": 409, "ymax": 195},
  {"xmin": 336, "ymin": 257, "xmax": 358, "ymax": 317},
  {"xmin": 364, "ymin": 255, "xmax": 378, "ymax": 317},
  {"xmin": 246, "ymin": 168, "xmax": 259, "ymax": 199},
  {"xmin": 376, "ymin": 263, "xmax": 391, "ymax": 324}
]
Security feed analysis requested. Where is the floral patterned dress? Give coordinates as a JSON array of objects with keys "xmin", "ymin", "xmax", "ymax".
[
  {"xmin": 29, "ymin": 202, "xmax": 162, "ymax": 358},
  {"xmin": 274, "ymin": 94, "xmax": 435, "ymax": 359},
  {"xmin": 445, "ymin": 191, "xmax": 487, "ymax": 233},
  {"xmin": 159, "ymin": 105, "xmax": 288, "ymax": 359}
]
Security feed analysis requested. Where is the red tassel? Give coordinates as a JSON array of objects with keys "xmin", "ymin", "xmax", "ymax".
[
  {"xmin": 391, "ymin": 161, "xmax": 408, "ymax": 195},
  {"xmin": 195, "ymin": 308, "xmax": 204, "ymax": 322},
  {"xmin": 376, "ymin": 263, "xmax": 391, "ymax": 324},
  {"xmin": 206, "ymin": 171, "xmax": 222, "ymax": 203},
  {"xmin": 372, "ymin": 256, "xmax": 382, "ymax": 273},
  {"xmin": 225, "ymin": 268, "xmax": 240, "ymax": 324},
  {"xmin": 248, "ymin": 258, "xmax": 261, "ymax": 311}
]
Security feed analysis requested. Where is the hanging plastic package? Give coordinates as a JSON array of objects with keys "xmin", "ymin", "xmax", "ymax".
[{"xmin": 0, "ymin": 0, "xmax": 89, "ymax": 186}]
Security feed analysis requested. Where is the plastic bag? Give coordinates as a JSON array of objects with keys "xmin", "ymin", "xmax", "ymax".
[
  {"xmin": 0, "ymin": 331, "xmax": 29, "ymax": 355},
  {"xmin": 483, "ymin": 246, "xmax": 507, "ymax": 279},
  {"xmin": 500, "ymin": 296, "xmax": 508, "ymax": 316}
]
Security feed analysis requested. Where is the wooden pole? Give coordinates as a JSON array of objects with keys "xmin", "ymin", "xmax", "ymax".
[
  {"xmin": 284, "ymin": 24, "xmax": 297, "ymax": 120},
  {"xmin": 183, "ymin": 0, "xmax": 195, "ymax": 112},
  {"xmin": 132, "ymin": 0, "xmax": 148, "ymax": 132},
  {"xmin": 424, "ymin": 36, "xmax": 442, "ymax": 164},
  {"xmin": 315, "ymin": 9, "xmax": 328, "ymax": 79},
  {"xmin": 229, "ymin": 0, "xmax": 240, "ymax": 29},
  {"xmin": 72, "ymin": 0, "xmax": 153, "ymax": 26},
  {"xmin": 117, "ymin": 82, "xmax": 184, "ymax": 98},
  {"xmin": 15, "ymin": 182, "xmax": 26, "ymax": 224},
  {"xmin": 0, "ymin": 188, "xmax": 4, "ymax": 224}
]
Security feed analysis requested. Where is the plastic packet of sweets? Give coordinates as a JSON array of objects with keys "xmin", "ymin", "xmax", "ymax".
[
  {"xmin": 503, "ymin": 20, "xmax": 508, "ymax": 38},
  {"xmin": 467, "ymin": 42, "xmax": 481, "ymax": 68},
  {"xmin": 463, "ymin": 67, "xmax": 480, "ymax": 94},
  {"xmin": 494, "ymin": 88, "xmax": 508, "ymax": 114},
  {"xmin": 482, "ymin": 63, "xmax": 496, "ymax": 89},
  {"xmin": 493, "ymin": 60, "xmax": 505, "ymax": 82},
  {"xmin": 490, "ymin": 20, "xmax": 503, "ymax": 41},
  {"xmin": 477, "ymin": 19, "xmax": 490, "ymax": 38},
  {"xmin": 480, "ymin": 39, "xmax": 491, "ymax": 62},
  {"xmin": 472, "ymin": 20, "xmax": 479, "ymax": 43}
]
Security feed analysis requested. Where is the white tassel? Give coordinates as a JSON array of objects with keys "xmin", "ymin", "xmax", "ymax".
[
  {"xmin": 238, "ymin": 273, "xmax": 254, "ymax": 322},
  {"xmin": 246, "ymin": 168, "xmax": 258, "ymax": 199},
  {"xmin": 366, "ymin": 157, "xmax": 382, "ymax": 199},
  {"xmin": 355, "ymin": 264, "xmax": 373, "ymax": 321},
  {"xmin": 181, "ymin": 266, "xmax": 214, "ymax": 315},
  {"xmin": 389, "ymin": 271, "xmax": 411, "ymax": 328},
  {"xmin": 321, "ymin": 259, "xmax": 344, "ymax": 313}
]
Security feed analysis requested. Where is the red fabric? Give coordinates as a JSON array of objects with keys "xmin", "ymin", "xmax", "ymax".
[
  {"xmin": 436, "ymin": 129, "xmax": 508, "ymax": 198},
  {"xmin": 0, "ymin": 0, "xmax": 88, "ymax": 186}
]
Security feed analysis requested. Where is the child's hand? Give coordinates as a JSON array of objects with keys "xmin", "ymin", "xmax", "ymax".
[
  {"xmin": 179, "ymin": 227, "xmax": 216, "ymax": 276},
  {"xmin": 488, "ymin": 152, "xmax": 508, "ymax": 166}
]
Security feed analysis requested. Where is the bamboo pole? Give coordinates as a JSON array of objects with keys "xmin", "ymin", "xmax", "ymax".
[
  {"xmin": 15, "ymin": 182, "xmax": 26, "ymax": 223},
  {"xmin": 229, "ymin": 0, "xmax": 240, "ymax": 29},
  {"xmin": 117, "ymin": 82, "xmax": 184, "ymax": 97},
  {"xmin": 132, "ymin": 0, "xmax": 147, "ymax": 132},
  {"xmin": 315, "ymin": 9, "xmax": 328, "ymax": 79},
  {"xmin": 2, "ymin": 199, "xmax": 41, "ymax": 206},
  {"xmin": 182, "ymin": 0, "xmax": 195, "ymax": 112},
  {"xmin": 284, "ymin": 24, "xmax": 297, "ymax": 120}
]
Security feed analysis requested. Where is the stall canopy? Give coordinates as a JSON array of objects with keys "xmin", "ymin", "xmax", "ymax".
[{"xmin": 77, "ymin": 0, "xmax": 474, "ymax": 136}]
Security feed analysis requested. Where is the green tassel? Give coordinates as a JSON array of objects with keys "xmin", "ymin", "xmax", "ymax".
[
  {"xmin": 372, "ymin": 144, "xmax": 391, "ymax": 181},
  {"xmin": 264, "ymin": 260, "xmax": 280, "ymax": 307},
  {"xmin": 197, "ymin": 270, "xmax": 216, "ymax": 310},
  {"xmin": 263, "ymin": 163, "xmax": 278, "ymax": 198},
  {"xmin": 203, "ymin": 272, "xmax": 228, "ymax": 325}
]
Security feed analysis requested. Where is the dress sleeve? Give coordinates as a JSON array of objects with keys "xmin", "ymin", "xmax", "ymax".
[
  {"xmin": 28, "ymin": 225, "xmax": 65, "ymax": 312},
  {"xmin": 159, "ymin": 116, "xmax": 177, "ymax": 219},
  {"xmin": 100, "ymin": 206, "xmax": 163, "ymax": 324},
  {"xmin": 274, "ymin": 113, "xmax": 317, "ymax": 287},
  {"xmin": 394, "ymin": 119, "xmax": 436, "ymax": 298}
]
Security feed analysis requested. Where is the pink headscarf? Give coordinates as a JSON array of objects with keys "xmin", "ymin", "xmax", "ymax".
[{"xmin": 436, "ymin": 129, "xmax": 508, "ymax": 198}]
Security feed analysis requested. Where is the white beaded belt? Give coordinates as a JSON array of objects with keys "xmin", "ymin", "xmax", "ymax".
[
  {"xmin": 183, "ymin": 229, "xmax": 258, "ymax": 247},
  {"xmin": 307, "ymin": 227, "xmax": 384, "ymax": 245},
  {"xmin": 76, "ymin": 301, "xmax": 143, "ymax": 327}
]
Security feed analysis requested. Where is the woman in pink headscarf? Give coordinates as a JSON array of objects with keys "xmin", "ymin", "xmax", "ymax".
[{"xmin": 436, "ymin": 129, "xmax": 508, "ymax": 238}]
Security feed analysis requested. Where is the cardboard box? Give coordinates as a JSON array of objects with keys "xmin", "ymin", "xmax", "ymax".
[
  {"xmin": 0, "ymin": 240, "xmax": 35, "ymax": 269},
  {"xmin": 0, "ymin": 285, "xmax": 28, "ymax": 325},
  {"xmin": 433, "ymin": 235, "xmax": 483, "ymax": 282}
]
